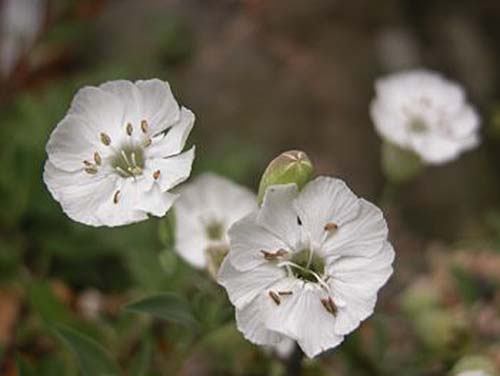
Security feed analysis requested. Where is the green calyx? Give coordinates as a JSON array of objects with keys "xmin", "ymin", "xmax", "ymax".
[{"xmin": 257, "ymin": 150, "xmax": 314, "ymax": 204}]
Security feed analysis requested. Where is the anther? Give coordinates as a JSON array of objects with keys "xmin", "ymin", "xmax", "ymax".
[
  {"xmin": 84, "ymin": 167, "xmax": 98, "ymax": 175},
  {"xmin": 278, "ymin": 291, "xmax": 293, "ymax": 296},
  {"xmin": 141, "ymin": 120, "xmax": 148, "ymax": 133},
  {"xmin": 153, "ymin": 170, "xmax": 161, "ymax": 180},
  {"xmin": 320, "ymin": 297, "xmax": 337, "ymax": 316},
  {"xmin": 94, "ymin": 152, "xmax": 102, "ymax": 166},
  {"xmin": 269, "ymin": 291, "xmax": 281, "ymax": 305},
  {"xmin": 143, "ymin": 138, "xmax": 152, "ymax": 148},
  {"xmin": 83, "ymin": 160, "xmax": 93, "ymax": 167},
  {"xmin": 113, "ymin": 190, "xmax": 120, "ymax": 204},
  {"xmin": 261, "ymin": 248, "xmax": 289, "ymax": 261},
  {"xmin": 126, "ymin": 123, "xmax": 133, "ymax": 136},
  {"xmin": 324, "ymin": 222, "xmax": 338, "ymax": 231},
  {"xmin": 100, "ymin": 132, "xmax": 111, "ymax": 146}
]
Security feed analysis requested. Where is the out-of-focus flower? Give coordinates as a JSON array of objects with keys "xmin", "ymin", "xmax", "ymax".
[
  {"xmin": 218, "ymin": 177, "xmax": 394, "ymax": 358},
  {"xmin": 370, "ymin": 69, "xmax": 480, "ymax": 165},
  {"xmin": 44, "ymin": 79, "xmax": 195, "ymax": 227},
  {"xmin": 451, "ymin": 355, "xmax": 498, "ymax": 376},
  {"xmin": 0, "ymin": 0, "xmax": 45, "ymax": 78},
  {"xmin": 173, "ymin": 173, "xmax": 257, "ymax": 276}
]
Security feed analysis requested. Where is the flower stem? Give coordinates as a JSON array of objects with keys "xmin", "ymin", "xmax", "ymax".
[{"xmin": 285, "ymin": 343, "xmax": 304, "ymax": 376}]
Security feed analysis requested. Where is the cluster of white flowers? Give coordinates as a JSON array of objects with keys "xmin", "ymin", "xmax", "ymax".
[
  {"xmin": 370, "ymin": 69, "xmax": 480, "ymax": 165},
  {"xmin": 44, "ymin": 79, "xmax": 195, "ymax": 226},
  {"xmin": 218, "ymin": 177, "xmax": 394, "ymax": 358},
  {"xmin": 45, "ymin": 68, "xmax": 481, "ymax": 359}
]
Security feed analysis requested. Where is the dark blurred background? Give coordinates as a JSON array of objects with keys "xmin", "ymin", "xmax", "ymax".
[{"xmin": 0, "ymin": 1, "xmax": 500, "ymax": 375}]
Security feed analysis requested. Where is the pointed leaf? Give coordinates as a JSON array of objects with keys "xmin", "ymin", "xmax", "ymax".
[
  {"xmin": 124, "ymin": 293, "xmax": 198, "ymax": 327},
  {"xmin": 52, "ymin": 324, "xmax": 120, "ymax": 376}
]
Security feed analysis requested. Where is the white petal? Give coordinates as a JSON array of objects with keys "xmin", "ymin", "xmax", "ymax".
[
  {"xmin": 327, "ymin": 242, "xmax": 394, "ymax": 335},
  {"xmin": 99, "ymin": 80, "xmax": 142, "ymax": 128},
  {"xmin": 43, "ymin": 161, "xmax": 116, "ymax": 226},
  {"xmin": 235, "ymin": 299, "xmax": 285, "ymax": 347},
  {"xmin": 218, "ymin": 257, "xmax": 286, "ymax": 309},
  {"xmin": 46, "ymin": 114, "xmax": 103, "ymax": 172},
  {"xmin": 146, "ymin": 107, "xmax": 195, "ymax": 158},
  {"xmin": 257, "ymin": 184, "xmax": 300, "ymax": 248},
  {"xmin": 135, "ymin": 79, "xmax": 180, "ymax": 135},
  {"xmin": 134, "ymin": 186, "xmax": 178, "ymax": 218},
  {"xmin": 323, "ymin": 199, "xmax": 388, "ymax": 259},
  {"xmin": 228, "ymin": 213, "xmax": 289, "ymax": 272},
  {"xmin": 174, "ymin": 219, "xmax": 209, "ymax": 269},
  {"xmin": 67, "ymin": 86, "xmax": 125, "ymax": 142},
  {"xmin": 94, "ymin": 179, "xmax": 148, "ymax": 227},
  {"xmin": 294, "ymin": 177, "xmax": 361, "ymax": 246},
  {"xmin": 147, "ymin": 147, "xmax": 195, "ymax": 192},
  {"xmin": 265, "ymin": 283, "xmax": 344, "ymax": 358}
]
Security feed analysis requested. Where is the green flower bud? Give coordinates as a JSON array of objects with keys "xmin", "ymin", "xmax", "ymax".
[
  {"xmin": 257, "ymin": 150, "xmax": 314, "ymax": 204},
  {"xmin": 382, "ymin": 141, "xmax": 424, "ymax": 184}
]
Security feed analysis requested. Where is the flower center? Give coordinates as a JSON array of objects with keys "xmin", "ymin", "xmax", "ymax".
[
  {"xmin": 112, "ymin": 146, "xmax": 145, "ymax": 177},
  {"xmin": 290, "ymin": 249, "xmax": 325, "ymax": 283},
  {"xmin": 408, "ymin": 118, "xmax": 428, "ymax": 134},
  {"xmin": 206, "ymin": 222, "xmax": 224, "ymax": 240}
]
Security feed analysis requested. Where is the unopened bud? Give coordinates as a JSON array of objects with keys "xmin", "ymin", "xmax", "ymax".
[{"xmin": 257, "ymin": 150, "xmax": 314, "ymax": 204}]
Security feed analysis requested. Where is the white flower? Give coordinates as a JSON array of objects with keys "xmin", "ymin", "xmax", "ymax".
[
  {"xmin": 218, "ymin": 177, "xmax": 394, "ymax": 358},
  {"xmin": 370, "ymin": 69, "xmax": 480, "ymax": 165},
  {"xmin": 173, "ymin": 173, "xmax": 257, "ymax": 273},
  {"xmin": 1, "ymin": 0, "xmax": 45, "ymax": 77},
  {"xmin": 44, "ymin": 79, "xmax": 195, "ymax": 227}
]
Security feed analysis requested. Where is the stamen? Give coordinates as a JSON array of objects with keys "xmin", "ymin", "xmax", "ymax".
[
  {"xmin": 277, "ymin": 261, "xmax": 330, "ymax": 291},
  {"xmin": 121, "ymin": 150, "xmax": 132, "ymax": 167},
  {"xmin": 131, "ymin": 152, "xmax": 138, "ymax": 167},
  {"xmin": 100, "ymin": 132, "xmax": 111, "ymax": 146},
  {"xmin": 94, "ymin": 152, "xmax": 102, "ymax": 166},
  {"xmin": 113, "ymin": 190, "xmax": 120, "ymax": 204},
  {"xmin": 278, "ymin": 291, "xmax": 293, "ymax": 296},
  {"xmin": 143, "ymin": 138, "xmax": 152, "ymax": 148},
  {"xmin": 297, "ymin": 216, "xmax": 302, "ymax": 226},
  {"xmin": 126, "ymin": 123, "xmax": 133, "ymax": 136},
  {"xmin": 141, "ymin": 120, "xmax": 148, "ymax": 133},
  {"xmin": 324, "ymin": 222, "xmax": 338, "ymax": 231},
  {"xmin": 153, "ymin": 170, "xmax": 161, "ymax": 180},
  {"xmin": 260, "ymin": 248, "xmax": 289, "ymax": 261},
  {"xmin": 84, "ymin": 167, "xmax": 98, "ymax": 175},
  {"xmin": 268, "ymin": 291, "xmax": 281, "ymax": 305},
  {"xmin": 320, "ymin": 297, "xmax": 337, "ymax": 316},
  {"xmin": 83, "ymin": 160, "xmax": 93, "ymax": 167},
  {"xmin": 115, "ymin": 166, "xmax": 129, "ymax": 176}
]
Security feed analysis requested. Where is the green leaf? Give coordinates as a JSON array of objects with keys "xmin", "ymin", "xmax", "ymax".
[
  {"xmin": 124, "ymin": 293, "xmax": 198, "ymax": 327},
  {"xmin": 52, "ymin": 324, "xmax": 120, "ymax": 376}
]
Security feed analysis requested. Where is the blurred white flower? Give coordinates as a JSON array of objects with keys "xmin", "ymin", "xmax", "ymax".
[
  {"xmin": 44, "ymin": 79, "xmax": 195, "ymax": 227},
  {"xmin": 457, "ymin": 372, "xmax": 492, "ymax": 376},
  {"xmin": 1, "ymin": 0, "xmax": 45, "ymax": 77},
  {"xmin": 174, "ymin": 173, "xmax": 257, "ymax": 274},
  {"xmin": 370, "ymin": 69, "xmax": 480, "ymax": 165},
  {"xmin": 218, "ymin": 177, "xmax": 394, "ymax": 358}
]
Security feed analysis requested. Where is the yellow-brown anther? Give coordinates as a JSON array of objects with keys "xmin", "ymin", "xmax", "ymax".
[
  {"xmin": 94, "ymin": 152, "xmax": 102, "ymax": 166},
  {"xmin": 260, "ymin": 248, "xmax": 289, "ymax": 261},
  {"xmin": 84, "ymin": 167, "xmax": 97, "ymax": 175},
  {"xmin": 140, "ymin": 120, "xmax": 148, "ymax": 133},
  {"xmin": 269, "ymin": 291, "xmax": 281, "ymax": 305},
  {"xmin": 113, "ymin": 190, "xmax": 120, "ymax": 204},
  {"xmin": 278, "ymin": 291, "xmax": 293, "ymax": 296},
  {"xmin": 153, "ymin": 170, "xmax": 161, "ymax": 180},
  {"xmin": 320, "ymin": 297, "xmax": 337, "ymax": 316},
  {"xmin": 126, "ymin": 123, "xmax": 133, "ymax": 136},
  {"xmin": 100, "ymin": 132, "xmax": 111, "ymax": 146},
  {"xmin": 324, "ymin": 222, "xmax": 338, "ymax": 231}
]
